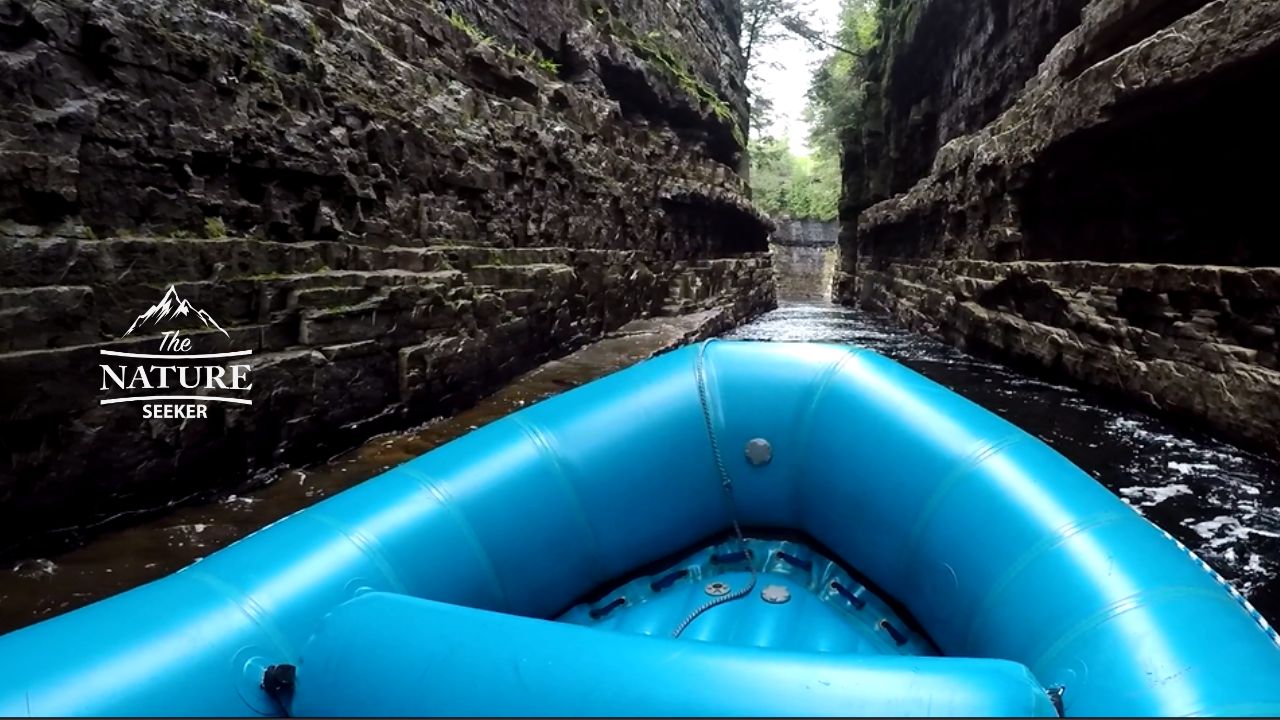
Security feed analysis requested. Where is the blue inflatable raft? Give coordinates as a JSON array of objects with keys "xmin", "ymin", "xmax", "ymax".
[{"xmin": 1, "ymin": 341, "xmax": 1279, "ymax": 717}]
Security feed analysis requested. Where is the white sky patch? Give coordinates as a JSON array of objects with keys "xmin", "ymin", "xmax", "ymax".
[{"xmin": 751, "ymin": 2, "xmax": 843, "ymax": 155}]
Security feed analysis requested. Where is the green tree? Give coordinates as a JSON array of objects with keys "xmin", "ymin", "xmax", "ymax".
[
  {"xmin": 747, "ymin": 0, "xmax": 879, "ymax": 222},
  {"xmin": 741, "ymin": 0, "xmax": 810, "ymax": 75},
  {"xmin": 805, "ymin": 0, "xmax": 879, "ymax": 158},
  {"xmin": 749, "ymin": 136, "xmax": 795, "ymax": 217},
  {"xmin": 741, "ymin": 0, "xmax": 813, "ymax": 137},
  {"xmin": 749, "ymin": 137, "xmax": 839, "ymax": 221}
]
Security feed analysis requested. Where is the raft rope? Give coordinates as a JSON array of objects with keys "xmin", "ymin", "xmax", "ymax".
[{"xmin": 671, "ymin": 339, "xmax": 758, "ymax": 638}]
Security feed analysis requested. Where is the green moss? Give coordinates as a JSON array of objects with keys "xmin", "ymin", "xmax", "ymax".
[
  {"xmin": 444, "ymin": 8, "xmax": 560, "ymax": 78},
  {"xmin": 245, "ymin": 23, "xmax": 271, "ymax": 78},
  {"xmin": 250, "ymin": 23, "xmax": 268, "ymax": 51},
  {"xmin": 446, "ymin": 10, "xmax": 487, "ymax": 42},
  {"xmin": 591, "ymin": 11, "xmax": 745, "ymax": 147},
  {"xmin": 244, "ymin": 9, "xmax": 285, "ymax": 95},
  {"xmin": 203, "ymin": 217, "xmax": 228, "ymax": 238}
]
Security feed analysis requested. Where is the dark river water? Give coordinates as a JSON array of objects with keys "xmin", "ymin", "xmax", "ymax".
[{"xmin": 3, "ymin": 302, "xmax": 1278, "ymax": 634}]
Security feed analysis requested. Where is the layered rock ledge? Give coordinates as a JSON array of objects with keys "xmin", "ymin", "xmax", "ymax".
[
  {"xmin": 862, "ymin": 260, "xmax": 1280, "ymax": 454},
  {"xmin": 0, "ymin": 0, "xmax": 773, "ymax": 552},
  {"xmin": 838, "ymin": 0, "xmax": 1280, "ymax": 454}
]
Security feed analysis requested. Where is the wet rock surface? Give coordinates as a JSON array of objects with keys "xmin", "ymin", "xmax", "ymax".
[
  {"xmin": 837, "ymin": 0, "xmax": 1280, "ymax": 455},
  {"xmin": 0, "ymin": 0, "xmax": 774, "ymax": 553},
  {"xmin": 859, "ymin": 261, "xmax": 1280, "ymax": 456}
]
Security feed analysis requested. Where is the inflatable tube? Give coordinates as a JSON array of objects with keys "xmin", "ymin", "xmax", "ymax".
[
  {"xmin": 287, "ymin": 592, "xmax": 1057, "ymax": 717},
  {"xmin": 0, "ymin": 341, "xmax": 1277, "ymax": 717}
]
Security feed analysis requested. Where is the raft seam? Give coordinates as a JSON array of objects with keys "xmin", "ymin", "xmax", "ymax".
[
  {"xmin": 395, "ymin": 466, "xmax": 515, "ymax": 613},
  {"xmin": 301, "ymin": 511, "xmax": 409, "ymax": 595},
  {"xmin": 510, "ymin": 417, "xmax": 610, "ymax": 585},
  {"xmin": 897, "ymin": 433, "xmax": 1027, "ymax": 582},
  {"xmin": 791, "ymin": 347, "xmax": 865, "ymax": 497},
  {"xmin": 1029, "ymin": 584, "xmax": 1245, "ymax": 676},
  {"xmin": 182, "ymin": 570, "xmax": 298, "ymax": 659},
  {"xmin": 960, "ymin": 511, "xmax": 1128, "ymax": 653}
]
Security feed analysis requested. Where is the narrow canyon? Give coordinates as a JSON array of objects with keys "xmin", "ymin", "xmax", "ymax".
[{"xmin": 1, "ymin": 0, "xmax": 1277, "ymax": 618}]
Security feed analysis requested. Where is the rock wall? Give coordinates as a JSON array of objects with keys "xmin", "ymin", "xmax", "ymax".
[
  {"xmin": 0, "ymin": 0, "xmax": 774, "ymax": 553},
  {"xmin": 838, "ymin": 0, "xmax": 1280, "ymax": 454},
  {"xmin": 847, "ymin": 0, "xmax": 1087, "ymax": 210},
  {"xmin": 863, "ymin": 260, "xmax": 1280, "ymax": 453},
  {"xmin": 771, "ymin": 220, "xmax": 836, "ymax": 302}
]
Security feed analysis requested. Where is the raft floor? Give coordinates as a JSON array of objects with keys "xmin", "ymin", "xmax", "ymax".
[{"xmin": 559, "ymin": 538, "xmax": 935, "ymax": 655}]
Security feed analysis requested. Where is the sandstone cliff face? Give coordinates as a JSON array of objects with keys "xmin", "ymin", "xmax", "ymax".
[
  {"xmin": 0, "ymin": 0, "xmax": 773, "ymax": 552},
  {"xmin": 839, "ymin": 0, "xmax": 1280, "ymax": 455}
]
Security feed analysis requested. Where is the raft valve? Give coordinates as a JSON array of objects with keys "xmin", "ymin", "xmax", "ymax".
[
  {"xmin": 745, "ymin": 438, "xmax": 773, "ymax": 466},
  {"xmin": 761, "ymin": 585, "xmax": 791, "ymax": 604}
]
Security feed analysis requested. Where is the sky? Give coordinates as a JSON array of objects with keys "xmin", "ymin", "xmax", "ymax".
[{"xmin": 751, "ymin": 2, "xmax": 843, "ymax": 155}]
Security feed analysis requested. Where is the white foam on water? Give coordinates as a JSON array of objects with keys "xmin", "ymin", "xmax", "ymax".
[
  {"xmin": 1246, "ymin": 553, "xmax": 1268, "ymax": 574},
  {"xmin": 169, "ymin": 523, "xmax": 209, "ymax": 535},
  {"xmin": 1167, "ymin": 461, "xmax": 1221, "ymax": 475},
  {"xmin": 11, "ymin": 558, "xmax": 57, "ymax": 577},
  {"xmin": 1188, "ymin": 515, "xmax": 1280, "ymax": 549},
  {"xmin": 1119, "ymin": 483, "xmax": 1193, "ymax": 508},
  {"xmin": 221, "ymin": 494, "xmax": 261, "ymax": 506}
]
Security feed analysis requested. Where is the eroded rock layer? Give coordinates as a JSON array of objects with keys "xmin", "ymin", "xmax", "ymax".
[
  {"xmin": 838, "ymin": 0, "xmax": 1280, "ymax": 454},
  {"xmin": 0, "ymin": 0, "xmax": 774, "ymax": 551}
]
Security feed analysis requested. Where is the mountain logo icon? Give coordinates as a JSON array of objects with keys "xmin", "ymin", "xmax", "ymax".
[{"xmin": 124, "ymin": 285, "xmax": 229, "ymax": 338}]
